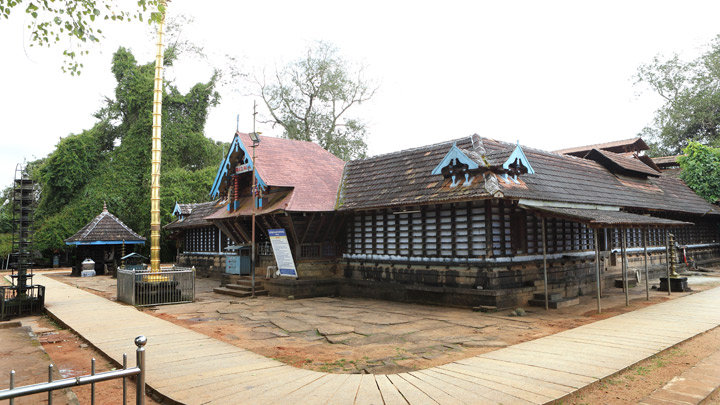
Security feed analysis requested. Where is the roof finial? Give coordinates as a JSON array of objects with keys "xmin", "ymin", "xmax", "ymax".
[{"xmin": 103, "ymin": 201, "xmax": 108, "ymax": 212}]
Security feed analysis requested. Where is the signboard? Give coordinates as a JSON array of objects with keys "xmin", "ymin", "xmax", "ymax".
[
  {"xmin": 268, "ymin": 229, "xmax": 298, "ymax": 277},
  {"xmin": 235, "ymin": 163, "xmax": 251, "ymax": 174}
]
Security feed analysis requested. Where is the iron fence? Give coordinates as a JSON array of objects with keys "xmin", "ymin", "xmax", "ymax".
[
  {"xmin": 0, "ymin": 284, "xmax": 45, "ymax": 321},
  {"xmin": 117, "ymin": 266, "xmax": 195, "ymax": 306},
  {"xmin": 0, "ymin": 335, "xmax": 147, "ymax": 405}
]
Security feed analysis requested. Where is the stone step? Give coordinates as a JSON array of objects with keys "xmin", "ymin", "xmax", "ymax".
[
  {"xmin": 532, "ymin": 292, "xmax": 562, "ymax": 301},
  {"xmin": 225, "ymin": 283, "xmax": 264, "ymax": 292},
  {"xmin": 233, "ymin": 279, "xmax": 265, "ymax": 288},
  {"xmin": 213, "ymin": 287, "xmax": 268, "ymax": 298},
  {"xmin": 527, "ymin": 296, "xmax": 580, "ymax": 309},
  {"xmin": 614, "ymin": 278, "xmax": 638, "ymax": 288}
]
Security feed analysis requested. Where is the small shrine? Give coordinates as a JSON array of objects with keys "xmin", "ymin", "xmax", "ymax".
[{"xmin": 65, "ymin": 203, "xmax": 146, "ymax": 276}]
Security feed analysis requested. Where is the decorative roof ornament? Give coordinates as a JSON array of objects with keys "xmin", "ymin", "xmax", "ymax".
[{"xmin": 500, "ymin": 141, "xmax": 535, "ymax": 183}]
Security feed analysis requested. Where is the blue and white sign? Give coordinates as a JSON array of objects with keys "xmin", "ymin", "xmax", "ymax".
[{"xmin": 268, "ymin": 229, "xmax": 298, "ymax": 277}]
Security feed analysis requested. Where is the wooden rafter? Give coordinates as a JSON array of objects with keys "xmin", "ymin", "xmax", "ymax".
[
  {"xmin": 301, "ymin": 213, "xmax": 316, "ymax": 244},
  {"xmin": 312, "ymin": 213, "xmax": 327, "ymax": 243},
  {"xmin": 231, "ymin": 219, "xmax": 251, "ymax": 242},
  {"xmin": 214, "ymin": 221, "xmax": 242, "ymax": 245},
  {"xmin": 285, "ymin": 214, "xmax": 301, "ymax": 247}
]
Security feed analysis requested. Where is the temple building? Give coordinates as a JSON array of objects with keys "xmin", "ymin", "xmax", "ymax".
[
  {"xmin": 171, "ymin": 133, "xmax": 720, "ymax": 308},
  {"xmin": 164, "ymin": 201, "xmax": 230, "ymax": 277},
  {"xmin": 65, "ymin": 204, "xmax": 145, "ymax": 276}
]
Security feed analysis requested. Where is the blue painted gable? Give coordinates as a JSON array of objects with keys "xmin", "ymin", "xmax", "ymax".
[
  {"xmin": 431, "ymin": 143, "xmax": 480, "ymax": 175},
  {"xmin": 210, "ymin": 132, "xmax": 266, "ymax": 198}
]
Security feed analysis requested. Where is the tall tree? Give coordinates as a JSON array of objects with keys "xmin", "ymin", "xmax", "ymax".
[
  {"xmin": 0, "ymin": 0, "xmax": 163, "ymax": 74},
  {"xmin": 33, "ymin": 46, "xmax": 224, "ymax": 260},
  {"xmin": 635, "ymin": 35, "xmax": 720, "ymax": 156},
  {"xmin": 677, "ymin": 142, "xmax": 720, "ymax": 203},
  {"xmin": 255, "ymin": 41, "xmax": 377, "ymax": 161}
]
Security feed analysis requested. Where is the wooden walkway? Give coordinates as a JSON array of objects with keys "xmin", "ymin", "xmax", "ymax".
[{"xmin": 37, "ymin": 274, "xmax": 720, "ymax": 405}]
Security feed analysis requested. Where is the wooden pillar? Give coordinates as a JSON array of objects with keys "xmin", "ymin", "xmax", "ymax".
[
  {"xmin": 665, "ymin": 229, "xmax": 671, "ymax": 295},
  {"xmin": 643, "ymin": 228, "xmax": 649, "ymax": 301},
  {"xmin": 622, "ymin": 228, "xmax": 629, "ymax": 306},
  {"xmin": 542, "ymin": 217, "xmax": 548, "ymax": 311},
  {"xmin": 594, "ymin": 228, "xmax": 601, "ymax": 314}
]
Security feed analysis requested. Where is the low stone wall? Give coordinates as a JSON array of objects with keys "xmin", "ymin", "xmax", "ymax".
[
  {"xmin": 264, "ymin": 277, "xmax": 340, "ymax": 298},
  {"xmin": 341, "ymin": 257, "xmax": 600, "ymax": 308},
  {"xmin": 176, "ymin": 254, "xmax": 226, "ymax": 278}
]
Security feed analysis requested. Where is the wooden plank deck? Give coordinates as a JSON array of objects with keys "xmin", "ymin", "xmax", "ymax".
[{"xmin": 36, "ymin": 274, "xmax": 720, "ymax": 404}]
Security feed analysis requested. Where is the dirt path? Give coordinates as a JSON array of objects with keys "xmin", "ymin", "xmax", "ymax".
[{"xmin": 0, "ymin": 315, "xmax": 160, "ymax": 404}]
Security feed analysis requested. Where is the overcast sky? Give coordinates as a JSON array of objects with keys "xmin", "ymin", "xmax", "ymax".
[{"xmin": 2, "ymin": 1, "xmax": 719, "ymax": 189}]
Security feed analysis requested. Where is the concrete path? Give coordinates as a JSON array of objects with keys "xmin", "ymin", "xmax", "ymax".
[{"xmin": 36, "ymin": 274, "xmax": 720, "ymax": 404}]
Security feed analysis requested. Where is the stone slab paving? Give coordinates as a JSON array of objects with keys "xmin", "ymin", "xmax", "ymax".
[
  {"xmin": 640, "ymin": 349, "xmax": 720, "ymax": 404},
  {"xmin": 36, "ymin": 273, "xmax": 720, "ymax": 405}
]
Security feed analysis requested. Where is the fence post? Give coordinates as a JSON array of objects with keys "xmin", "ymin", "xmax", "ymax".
[
  {"xmin": 48, "ymin": 364, "xmax": 53, "ymax": 405},
  {"xmin": 91, "ymin": 358, "xmax": 95, "ymax": 404},
  {"xmin": 135, "ymin": 336, "xmax": 147, "ymax": 405},
  {"xmin": 123, "ymin": 353, "xmax": 127, "ymax": 405},
  {"xmin": 9, "ymin": 370, "xmax": 14, "ymax": 405}
]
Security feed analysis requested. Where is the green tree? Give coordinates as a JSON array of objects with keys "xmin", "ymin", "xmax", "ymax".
[
  {"xmin": 0, "ymin": 0, "xmax": 163, "ymax": 74},
  {"xmin": 635, "ymin": 35, "xmax": 720, "ymax": 156},
  {"xmin": 677, "ymin": 142, "xmax": 720, "ymax": 203},
  {"xmin": 255, "ymin": 41, "xmax": 377, "ymax": 161},
  {"xmin": 33, "ymin": 46, "xmax": 224, "ymax": 261}
]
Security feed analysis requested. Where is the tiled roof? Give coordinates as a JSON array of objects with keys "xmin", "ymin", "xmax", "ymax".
[
  {"xmin": 165, "ymin": 201, "xmax": 222, "ymax": 230},
  {"xmin": 204, "ymin": 191, "xmax": 294, "ymax": 220},
  {"xmin": 653, "ymin": 155, "xmax": 682, "ymax": 169},
  {"xmin": 338, "ymin": 135, "xmax": 720, "ymax": 217},
  {"xmin": 585, "ymin": 149, "xmax": 661, "ymax": 177},
  {"xmin": 175, "ymin": 203, "xmax": 193, "ymax": 216},
  {"xmin": 65, "ymin": 207, "xmax": 145, "ymax": 244},
  {"xmin": 554, "ymin": 137, "xmax": 648, "ymax": 156},
  {"xmin": 213, "ymin": 133, "xmax": 345, "ymax": 213},
  {"xmin": 520, "ymin": 206, "xmax": 692, "ymax": 227},
  {"xmin": 339, "ymin": 138, "xmax": 500, "ymax": 210}
]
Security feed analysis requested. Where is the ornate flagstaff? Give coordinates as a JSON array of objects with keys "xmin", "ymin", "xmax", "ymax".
[{"xmin": 150, "ymin": 1, "xmax": 167, "ymax": 273}]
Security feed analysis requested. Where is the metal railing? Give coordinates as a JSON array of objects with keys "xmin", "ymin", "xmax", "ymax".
[
  {"xmin": 117, "ymin": 266, "xmax": 195, "ymax": 306},
  {"xmin": 0, "ymin": 335, "xmax": 147, "ymax": 405},
  {"xmin": 0, "ymin": 284, "xmax": 45, "ymax": 321}
]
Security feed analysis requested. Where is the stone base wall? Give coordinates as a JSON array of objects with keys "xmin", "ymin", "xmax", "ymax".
[
  {"xmin": 340, "ymin": 246, "xmax": 720, "ymax": 308},
  {"xmin": 176, "ymin": 254, "xmax": 226, "ymax": 278},
  {"xmin": 264, "ymin": 278, "xmax": 340, "ymax": 298}
]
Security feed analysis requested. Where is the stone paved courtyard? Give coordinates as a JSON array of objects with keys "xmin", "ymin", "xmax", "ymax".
[{"xmin": 49, "ymin": 270, "xmax": 720, "ymax": 374}]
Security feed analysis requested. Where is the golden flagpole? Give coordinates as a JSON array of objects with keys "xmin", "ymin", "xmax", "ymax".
[{"xmin": 150, "ymin": 1, "xmax": 166, "ymax": 273}]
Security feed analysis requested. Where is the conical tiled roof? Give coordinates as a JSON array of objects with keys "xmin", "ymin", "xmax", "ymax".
[{"xmin": 65, "ymin": 204, "xmax": 146, "ymax": 245}]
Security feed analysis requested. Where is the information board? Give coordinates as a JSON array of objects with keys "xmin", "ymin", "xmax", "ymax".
[{"xmin": 268, "ymin": 229, "xmax": 298, "ymax": 277}]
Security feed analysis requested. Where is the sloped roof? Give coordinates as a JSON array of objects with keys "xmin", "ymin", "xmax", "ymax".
[
  {"xmin": 339, "ymin": 138, "xmax": 499, "ymax": 210},
  {"xmin": 554, "ymin": 137, "xmax": 649, "ymax": 157},
  {"xmin": 165, "ymin": 201, "xmax": 222, "ymax": 230},
  {"xmin": 584, "ymin": 149, "xmax": 661, "ymax": 177},
  {"xmin": 653, "ymin": 155, "xmax": 682, "ymax": 169},
  {"xmin": 210, "ymin": 132, "xmax": 345, "ymax": 213},
  {"xmin": 174, "ymin": 203, "xmax": 193, "ymax": 216},
  {"xmin": 204, "ymin": 191, "xmax": 293, "ymax": 220},
  {"xmin": 338, "ymin": 135, "xmax": 720, "ymax": 217},
  {"xmin": 520, "ymin": 206, "xmax": 691, "ymax": 228},
  {"xmin": 65, "ymin": 206, "xmax": 145, "ymax": 245}
]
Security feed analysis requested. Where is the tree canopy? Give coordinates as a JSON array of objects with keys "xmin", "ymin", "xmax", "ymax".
[
  {"xmin": 635, "ymin": 35, "xmax": 720, "ymax": 156},
  {"xmin": 677, "ymin": 142, "xmax": 720, "ymax": 204},
  {"xmin": 256, "ymin": 41, "xmax": 377, "ymax": 161},
  {"xmin": 32, "ymin": 46, "xmax": 224, "ymax": 260},
  {"xmin": 0, "ymin": 0, "xmax": 163, "ymax": 74}
]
